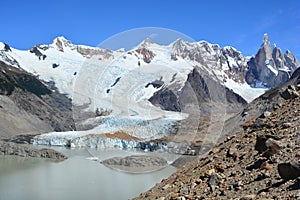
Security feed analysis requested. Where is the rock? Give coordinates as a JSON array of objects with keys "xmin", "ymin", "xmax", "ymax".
[
  {"xmin": 282, "ymin": 122, "xmax": 292, "ymax": 128},
  {"xmin": 241, "ymin": 194, "xmax": 256, "ymax": 200},
  {"xmin": 288, "ymin": 85, "xmax": 297, "ymax": 91},
  {"xmin": 280, "ymin": 88, "xmax": 300, "ymax": 100},
  {"xmin": 211, "ymin": 147, "xmax": 220, "ymax": 154},
  {"xmin": 162, "ymin": 184, "xmax": 171, "ymax": 190},
  {"xmin": 206, "ymin": 168, "xmax": 216, "ymax": 176},
  {"xmin": 255, "ymin": 135, "xmax": 269, "ymax": 153},
  {"xmin": 233, "ymin": 180, "xmax": 243, "ymax": 187},
  {"xmin": 262, "ymin": 171, "xmax": 271, "ymax": 178},
  {"xmin": 278, "ymin": 161, "xmax": 300, "ymax": 180},
  {"xmin": 260, "ymin": 161, "xmax": 273, "ymax": 170},
  {"xmin": 0, "ymin": 140, "xmax": 67, "ymax": 161},
  {"xmin": 171, "ymin": 193, "xmax": 179, "ymax": 199},
  {"xmin": 190, "ymin": 182, "xmax": 197, "ymax": 189},
  {"xmin": 227, "ymin": 147, "xmax": 239, "ymax": 160},
  {"xmin": 261, "ymin": 111, "xmax": 272, "ymax": 118},
  {"xmin": 208, "ymin": 173, "xmax": 220, "ymax": 191},
  {"xmin": 179, "ymin": 186, "xmax": 189, "ymax": 194},
  {"xmin": 252, "ymin": 118, "xmax": 265, "ymax": 129},
  {"xmin": 255, "ymin": 136, "xmax": 281, "ymax": 157},
  {"xmin": 263, "ymin": 138, "xmax": 281, "ymax": 157}
]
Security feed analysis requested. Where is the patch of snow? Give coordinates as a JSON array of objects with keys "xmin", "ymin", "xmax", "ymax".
[
  {"xmin": 266, "ymin": 64, "xmax": 279, "ymax": 76},
  {"xmin": 0, "ymin": 42, "xmax": 5, "ymax": 50},
  {"xmin": 278, "ymin": 68, "xmax": 291, "ymax": 73},
  {"xmin": 225, "ymin": 79, "xmax": 268, "ymax": 102}
]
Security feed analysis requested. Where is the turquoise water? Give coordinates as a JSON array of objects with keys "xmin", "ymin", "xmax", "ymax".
[{"xmin": 0, "ymin": 148, "xmax": 176, "ymax": 200}]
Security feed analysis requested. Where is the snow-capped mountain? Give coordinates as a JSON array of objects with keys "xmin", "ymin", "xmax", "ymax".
[
  {"xmin": 0, "ymin": 35, "xmax": 298, "ymax": 145},
  {"xmin": 0, "ymin": 35, "xmax": 276, "ymax": 102}
]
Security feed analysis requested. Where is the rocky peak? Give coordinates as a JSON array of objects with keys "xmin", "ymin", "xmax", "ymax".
[
  {"xmin": 133, "ymin": 38, "xmax": 157, "ymax": 63},
  {"xmin": 76, "ymin": 46, "xmax": 114, "ymax": 59},
  {"xmin": 137, "ymin": 38, "xmax": 154, "ymax": 48},
  {"xmin": 284, "ymin": 50, "xmax": 299, "ymax": 70},
  {"xmin": 172, "ymin": 38, "xmax": 187, "ymax": 49},
  {"xmin": 246, "ymin": 34, "xmax": 299, "ymax": 88},
  {"xmin": 261, "ymin": 33, "xmax": 272, "ymax": 61},
  {"xmin": 171, "ymin": 39, "xmax": 191, "ymax": 60},
  {"xmin": 222, "ymin": 46, "xmax": 243, "ymax": 60},
  {"xmin": 52, "ymin": 36, "xmax": 72, "ymax": 52},
  {"xmin": 272, "ymin": 46, "xmax": 284, "ymax": 68}
]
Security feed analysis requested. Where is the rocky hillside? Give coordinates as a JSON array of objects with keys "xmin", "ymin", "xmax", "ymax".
[
  {"xmin": 0, "ymin": 61, "xmax": 74, "ymax": 139},
  {"xmin": 134, "ymin": 72, "xmax": 300, "ymax": 199}
]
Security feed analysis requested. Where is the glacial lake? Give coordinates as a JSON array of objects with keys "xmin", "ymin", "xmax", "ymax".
[{"xmin": 0, "ymin": 147, "xmax": 177, "ymax": 200}]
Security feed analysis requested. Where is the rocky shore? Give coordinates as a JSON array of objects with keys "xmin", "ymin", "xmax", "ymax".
[{"xmin": 0, "ymin": 140, "xmax": 67, "ymax": 161}]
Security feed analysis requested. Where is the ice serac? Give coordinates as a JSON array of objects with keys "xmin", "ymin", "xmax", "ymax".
[{"xmin": 246, "ymin": 34, "xmax": 299, "ymax": 88}]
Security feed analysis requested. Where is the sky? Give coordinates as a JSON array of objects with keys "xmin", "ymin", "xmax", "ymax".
[{"xmin": 1, "ymin": 0, "xmax": 300, "ymax": 57}]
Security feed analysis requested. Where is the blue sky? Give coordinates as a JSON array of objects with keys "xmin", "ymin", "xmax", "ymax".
[{"xmin": 1, "ymin": 0, "xmax": 299, "ymax": 57}]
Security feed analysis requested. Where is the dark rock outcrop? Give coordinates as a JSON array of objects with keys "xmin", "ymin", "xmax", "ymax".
[
  {"xmin": 3, "ymin": 43, "xmax": 11, "ymax": 52},
  {"xmin": 29, "ymin": 46, "xmax": 46, "ymax": 60},
  {"xmin": 280, "ymin": 85, "xmax": 300, "ymax": 100}
]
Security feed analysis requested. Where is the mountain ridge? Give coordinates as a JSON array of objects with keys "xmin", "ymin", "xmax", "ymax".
[{"xmin": 0, "ymin": 34, "xmax": 298, "ymax": 146}]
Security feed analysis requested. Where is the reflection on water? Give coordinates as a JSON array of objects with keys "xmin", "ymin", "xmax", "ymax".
[{"xmin": 0, "ymin": 148, "xmax": 177, "ymax": 200}]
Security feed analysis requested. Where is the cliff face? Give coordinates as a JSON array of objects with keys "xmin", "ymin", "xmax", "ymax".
[{"xmin": 246, "ymin": 34, "xmax": 299, "ymax": 88}]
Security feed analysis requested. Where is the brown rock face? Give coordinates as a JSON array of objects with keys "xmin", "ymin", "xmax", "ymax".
[{"xmin": 135, "ymin": 48, "xmax": 155, "ymax": 63}]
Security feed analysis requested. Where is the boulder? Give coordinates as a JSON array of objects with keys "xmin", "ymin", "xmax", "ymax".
[
  {"xmin": 208, "ymin": 172, "xmax": 220, "ymax": 191},
  {"xmin": 280, "ymin": 88, "xmax": 300, "ymax": 100},
  {"xmin": 255, "ymin": 136, "xmax": 281, "ymax": 157},
  {"xmin": 278, "ymin": 162, "xmax": 300, "ymax": 180}
]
